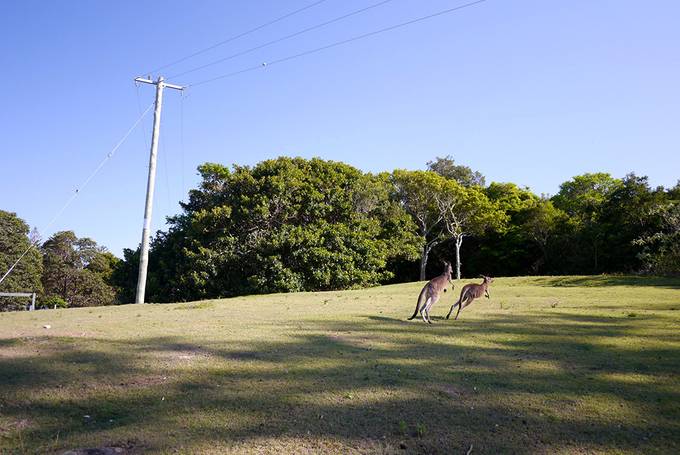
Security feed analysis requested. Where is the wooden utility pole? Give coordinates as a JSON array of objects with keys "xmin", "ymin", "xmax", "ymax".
[{"xmin": 133, "ymin": 76, "xmax": 183, "ymax": 304}]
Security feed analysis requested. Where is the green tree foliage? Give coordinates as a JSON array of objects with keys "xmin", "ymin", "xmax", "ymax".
[
  {"xmin": 0, "ymin": 210, "xmax": 43, "ymax": 311},
  {"xmin": 437, "ymin": 180, "xmax": 506, "ymax": 279},
  {"xmin": 667, "ymin": 181, "xmax": 680, "ymax": 201},
  {"xmin": 552, "ymin": 173, "xmax": 624, "ymax": 216},
  {"xmin": 597, "ymin": 174, "xmax": 667, "ymax": 272},
  {"xmin": 466, "ymin": 175, "xmax": 677, "ymax": 278},
  {"xmin": 124, "ymin": 158, "xmax": 421, "ymax": 302},
  {"xmin": 41, "ymin": 231, "xmax": 117, "ymax": 307},
  {"xmin": 465, "ymin": 183, "xmax": 545, "ymax": 276},
  {"xmin": 3, "ymin": 160, "xmax": 675, "ymax": 310},
  {"xmin": 111, "ymin": 248, "xmax": 140, "ymax": 304},
  {"xmin": 391, "ymin": 170, "xmax": 447, "ymax": 280},
  {"xmin": 634, "ymin": 202, "xmax": 680, "ymax": 276},
  {"xmin": 552, "ymin": 173, "xmax": 623, "ymax": 273},
  {"xmin": 523, "ymin": 198, "xmax": 568, "ymax": 272},
  {"xmin": 426, "ymin": 155, "xmax": 486, "ymax": 187},
  {"xmin": 38, "ymin": 295, "xmax": 68, "ymax": 310}
]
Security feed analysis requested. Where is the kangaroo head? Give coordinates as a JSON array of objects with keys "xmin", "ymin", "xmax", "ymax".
[
  {"xmin": 442, "ymin": 260, "xmax": 453, "ymax": 279},
  {"xmin": 479, "ymin": 275, "xmax": 493, "ymax": 284}
]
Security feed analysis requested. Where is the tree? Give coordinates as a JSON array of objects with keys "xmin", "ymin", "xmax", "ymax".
[
  {"xmin": 392, "ymin": 170, "xmax": 447, "ymax": 280},
  {"xmin": 634, "ymin": 202, "xmax": 680, "ymax": 276},
  {"xmin": 485, "ymin": 182, "xmax": 538, "ymax": 214},
  {"xmin": 119, "ymin": 158, "xmax": 421, "ymax": 302},
  {"xmin": 0, "ymin": 210, "xmax": 43, "ymax": 311},
  {"xmin": 667, "ymin": 181, "xmax": 680, "ymax": 201},
  {"xmin": 41, "ymin": 231, "xmax": 117, "ymax": 307},
  {"xmin": 427, "ymin": 155, "xmax": 486, "ymax": 187},
  {"xmin": 436, "ymin": 180, "xmax": 506, "ymax": 279},
  {"xmin": 597, "ymin": 174, "xmax": 667, "ymax": 271},
  {"xmin": 523, "ymin": 198, "xmax": 567, "ymax": 271},
  {"xmin": 552, "ymin": 173, "xmax": 623, "ymax": 215},
  {"xmin": 474, "ymin": 183, "xmax": 545, "ymax": 275},
  {"xmin": 552, "ymin": 173, "xmax": 623, "ymax": 273}
]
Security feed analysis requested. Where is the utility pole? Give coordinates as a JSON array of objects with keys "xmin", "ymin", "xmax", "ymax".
[{"xmin": 133, "ymin": 76, "xmax": 183, "ymax": 304}]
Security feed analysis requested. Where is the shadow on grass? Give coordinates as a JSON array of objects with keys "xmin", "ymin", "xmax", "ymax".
[
  {"xmin": 1, "ymin": 312, "xmax": 679, "ymax": 454},
  {"xmin": 532, "ymin": 275, "xmax": 680, "ymax": 289}
]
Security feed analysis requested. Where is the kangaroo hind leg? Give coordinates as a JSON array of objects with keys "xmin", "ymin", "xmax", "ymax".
[
  {"xmin": 454, "ymin": 296, "xmax": 470, "ymax": 320},
  {"xmin": 425, "ymin": 295, "xmax": 439, "ymax": 324},
  {"xmin": 420, "ymin": 297, "xmax": 432, "ymax": 323},
  {"xmin": 446, "ymin": 301, "xmax": 460, "ymax": 320}
]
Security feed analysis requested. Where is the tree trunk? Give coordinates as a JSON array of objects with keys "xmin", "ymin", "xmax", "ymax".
[
  {"xmin": 420, "ymin": 244, "xmax": 430, "ymax": 281},
  {"xmin": 455, "ymin": 235, "xmax": 463, "ymax": 280}
]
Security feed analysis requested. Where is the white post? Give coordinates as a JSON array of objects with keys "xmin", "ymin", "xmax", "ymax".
[
  {"xmin": 30, "ymin": 293, "xmax": 36, "ymax": 311},
  {"xmin": 135, "ymin": 77, "xmax": 165, "ymax": 304},
  {"xmin": 133, "ymin": 76, "xmax": 183, "ymax": 304}
]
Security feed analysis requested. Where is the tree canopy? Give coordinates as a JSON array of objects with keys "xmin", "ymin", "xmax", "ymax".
[
  {"xmin": 426, "ymin": 155, "xmax": 486, "ymax": 187},
  {"xmin": 41, "ymin": 231, "xmax": 118, "ymax": 307},
  {"xmin": 2, "ymin": 156, "xmax": 678, "ymax": 311},
  {"xmin": 0, "ymin": 210, "xmax": 42, "ymax": 311},
  {"xmin": 127, "ymin": 158, "xmax": 421, "ymax": 302}
]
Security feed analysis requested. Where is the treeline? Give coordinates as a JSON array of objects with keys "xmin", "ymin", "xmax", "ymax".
[
  {"xmin": 1, "ymin": 155, "xmax": 678, "ymax": 310},
  {"xmin": 0, "ymin": 215, "xmax": 118, "ymax": 311}
]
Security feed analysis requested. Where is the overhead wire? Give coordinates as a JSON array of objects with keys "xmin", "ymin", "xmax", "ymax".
[
  {"xmin": 0, "ymin": 102, "xmax": 155, "ymax": 286},
  {"xmin": 145, "ymin": 0, "xmax": 330, "ymax": 76},
  {"xmin": 168, "ymin": 0, "xmax": 396, "ymax": 80},
  {"xmin": 186, "ymin": 0, "xmax": 488, "ymax": 88}
]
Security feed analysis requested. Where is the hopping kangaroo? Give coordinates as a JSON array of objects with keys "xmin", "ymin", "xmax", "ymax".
[
  {"xmin": 446, "ymin": 276, "xmax": 494, "ymax": 320},
  {"xmin": 408, "ymin": 261, "xmax": 453, "ymax": 324}
]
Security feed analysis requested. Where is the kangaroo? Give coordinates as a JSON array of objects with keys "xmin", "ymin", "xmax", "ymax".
[
  {"xmin": 408, "ymin": 261, "xmax": 453, "ymax": 324},
  {"xmin": 446, "ymin": 275, "xmax": 494, "ymax": 320}
]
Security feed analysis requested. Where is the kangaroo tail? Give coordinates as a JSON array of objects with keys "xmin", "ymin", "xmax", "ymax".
[{"xmin": 408, "ymin": 285, "xmax": 428, "ymax": 320}]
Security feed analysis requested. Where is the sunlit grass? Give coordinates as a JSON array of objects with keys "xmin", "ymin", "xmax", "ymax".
[{"xmin": 1, "ymin": 276, "xmax": 679, "ymax": 453}]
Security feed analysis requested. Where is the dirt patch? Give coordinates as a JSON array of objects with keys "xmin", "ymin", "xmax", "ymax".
[
  {"xmin": 62, "ymin": 448, "xmax": 126, "ymax": 455},
  {"xmin": 328, "ymin": 332, "xmax": 352, "ymax": 343},
  {"xmin": 62, "ymin": 439, "xmax": 143, "ymax": 455},
  {"xmin": 432, "ymin": 383, "xmax": 471, "ymax": 400},
  {"xmin": 328, "ymin": 332, "xmax": 375, "ymax": 347},
  {"xmin": 154, "ymin": 347, "xmax": 213, "ymax": 363},
  {"xmin": 117, "ymin": 375, "xmax": 169, "ymax": 388},
  {"xmin": 226, "ymin": 351, "xmax": 263, "ymax": 361}
]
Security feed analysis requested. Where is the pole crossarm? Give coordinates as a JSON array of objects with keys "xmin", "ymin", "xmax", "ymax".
[{"xmin": 134, "ymin": 77, "xmax": 184, "ymax": 91}]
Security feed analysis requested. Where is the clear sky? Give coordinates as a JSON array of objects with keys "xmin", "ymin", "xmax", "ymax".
[{"xmin": 1, "ymin": 0, "xmax": 678, "ymax": 256}]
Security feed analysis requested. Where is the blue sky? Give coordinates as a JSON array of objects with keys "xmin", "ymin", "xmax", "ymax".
[{"xmin": 1, "ymin": 0, "xmax": 678, "ymax": 256}]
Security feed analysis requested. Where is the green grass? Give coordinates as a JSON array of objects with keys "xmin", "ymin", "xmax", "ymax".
[{"xmin": 1, "ymin": 275, "xmax": 679, "ymax": 454}]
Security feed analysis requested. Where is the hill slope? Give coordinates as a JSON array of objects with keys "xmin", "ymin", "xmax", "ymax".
[{"xmin": 1, "ymin": 276, "xmax": 680, "ymax": 454}]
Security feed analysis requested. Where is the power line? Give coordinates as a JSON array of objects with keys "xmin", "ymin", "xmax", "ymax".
[
  {"xmin": 187, "ymin": 0, "xmax": 489, "ymax": 88},
  {"xmin": 0, "ymin": 103, "xmax": 154, "ymax": 286},
  {"xmin": 145, "ymin": 0, "xmax": 330, "ymax": 76},
  {"xmin": 168, "ymin": 0, "xmax": 396, "ymax": 80}
]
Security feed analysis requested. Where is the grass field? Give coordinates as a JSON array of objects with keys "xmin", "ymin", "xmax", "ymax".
[{"xmin": 1, "ymin": 276, "xmax": 679, "ymax": 454}]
